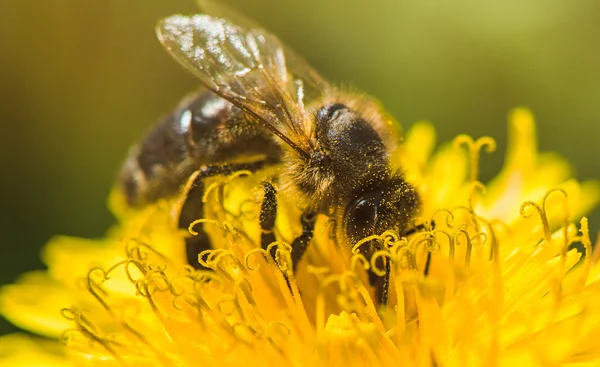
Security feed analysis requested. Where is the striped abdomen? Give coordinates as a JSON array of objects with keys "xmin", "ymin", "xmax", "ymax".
[{"xmin": 119, "ymin": 90, "xmax": 280, "ymax": 206}]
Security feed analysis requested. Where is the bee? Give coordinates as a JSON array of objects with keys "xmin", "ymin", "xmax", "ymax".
[{"xmin": 119, "ymin": 13, "xmax": 420, "ymax": 305}]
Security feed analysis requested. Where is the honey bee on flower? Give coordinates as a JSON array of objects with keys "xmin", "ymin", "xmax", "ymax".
[
  {"xmin": 1, "ymin": 4, "xmax": 600, "ymax": 367},
  {"xmin": 119, "ymin": 13, "xmax": 422, "ymax": 306}
]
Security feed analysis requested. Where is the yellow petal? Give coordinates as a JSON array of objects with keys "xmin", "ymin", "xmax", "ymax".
[
  {"xmin": 0, "ymin": 334, "xmax": 71, "ymax": 367},
  {"xmin": 0, "ymin": 272, "xmax": 74, "ymax": 338},
  {"xmin": 1, "ymin": 108, "xmax": 598, "ymax": 367}
]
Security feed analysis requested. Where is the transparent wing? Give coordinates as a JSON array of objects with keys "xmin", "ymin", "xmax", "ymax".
[
  {"xmin": 195, "ymin": 0, "xmax": 327, "ymax": 95},
  {"xmin": 157, "ymin": 14, "xmax": 324, "ymax": 158}
]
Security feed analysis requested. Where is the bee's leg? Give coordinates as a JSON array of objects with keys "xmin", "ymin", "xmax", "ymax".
[
  {"xmin": 258, "ymin": 185, "xmax": 315, "ymax": 296},
  {"xmin": 260, "ymin": 182, "xmax": 277, "ymax": 260},
  {"xmin": 179, "ymin": 161, "xmax": 267, "ymax": 269},
  {"xmin": 424, "ymin": 252, "xmax": 432, "ymax": 276},
  {"xmin": 258, "ymin": 185, "xmax": 317, "ymax": 270},
  {"xmin": 372, "ymin": 221, "xmax": 437, "ymax": 307},
  {"xmin": 369, "ymin": 250, "xmax": 390, "ymax": 307},
  {"xmin": 403, "ymin": 220, "xmax": 436, "ymax": 276},
  {"xmin": 179, "ymin": 178, "xmax": 210, "ymax": 269},
  {"xmin": 380, "ymin": 260, "xmax": 391, "ymax": 306},
  {"xmin": 291, "ymin": 212, "xmax": 317, "ymax": 272}
]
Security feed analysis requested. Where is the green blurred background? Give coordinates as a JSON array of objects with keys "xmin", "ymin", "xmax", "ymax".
[{"xmin": 1, "ymin": 0, "xmax": 599, "ymax": 335}]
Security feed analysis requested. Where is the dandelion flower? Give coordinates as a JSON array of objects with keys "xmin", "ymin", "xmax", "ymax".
[{"xmin": 2, "ymin": 108, "xmax": 600, "ymax": 367}]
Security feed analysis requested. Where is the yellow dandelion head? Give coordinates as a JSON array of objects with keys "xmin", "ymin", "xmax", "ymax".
[{"xmin": 2, "ymin": 109, "xmax": 600, "ymax": 367}]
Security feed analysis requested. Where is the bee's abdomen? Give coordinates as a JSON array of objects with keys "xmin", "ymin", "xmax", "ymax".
[
  {"xmin": 119, "ymin": 115, "xmax": 190, "ymax": 206},
  {"xmin": 120, "ymin": 90, "xmax": 278, "ymax": 207}
]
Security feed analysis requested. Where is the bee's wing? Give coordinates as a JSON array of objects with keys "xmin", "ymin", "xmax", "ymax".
[
  {"xmin": 195, "ymin": 0, "xmax": 327, "ymax": 96},
  {"xmin": 157, "ymin": 14, "xmax": 324, "ymax": 158}
]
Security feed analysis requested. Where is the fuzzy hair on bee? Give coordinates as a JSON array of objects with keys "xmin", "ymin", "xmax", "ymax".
[
  {"xmin": 279, "ymin": 88, "xmax": 405, "ymax": 211},
  {"xmin": 119, "ymin": 12, "xmax": 421, "ymax": 306}
]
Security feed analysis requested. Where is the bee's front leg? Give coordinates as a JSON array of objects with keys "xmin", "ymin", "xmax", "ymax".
[
  {"xmin": 291, "ymin": 212, "xmax": 316, "ymax": 272},
  {"xmin": 368, "ymin": 250, "xmax": 391, "ymax": 308},
  {"xmin": 258, "ymin": 183, "xmax": 316, "ymax": 272},
  {"xmin": 403, "ymin": 220, "xmax": 436, "ymax": 276},
  {"xmin": 260, "ymin": 182, "xmax": 278, "ymax": 260}
]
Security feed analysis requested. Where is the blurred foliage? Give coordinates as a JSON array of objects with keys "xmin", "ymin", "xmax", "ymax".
[{"xmin": 1, "ymin": 0, "xmax": 599, "ymax": 335}]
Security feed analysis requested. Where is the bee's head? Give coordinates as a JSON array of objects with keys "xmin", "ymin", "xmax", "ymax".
[
  {"xmin": 342, "ymin": 172, "xmax": 420, "ymax": 247},
  {"xmin": 298, "ymin": 102, "xmax": 391, "ymax": 203},
  {"xmin": 314, "ymin": 103, "xmax": 389, "ymax": 168}
]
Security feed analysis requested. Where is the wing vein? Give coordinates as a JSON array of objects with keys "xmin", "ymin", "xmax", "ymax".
[{"xmin": 157, "ymin": 14, "xmax": 326, "ymax": 161}]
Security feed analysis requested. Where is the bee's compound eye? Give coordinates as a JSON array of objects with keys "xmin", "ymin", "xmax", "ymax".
[
  {"xmin": 317, "ymin": 103, "xmax": 348, "ymax": 122},
  {"xmin": 345, "ymin": 191, "xmax": 383, "ymax": 243}
]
